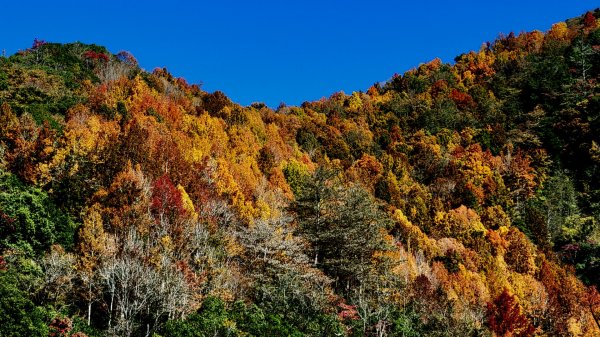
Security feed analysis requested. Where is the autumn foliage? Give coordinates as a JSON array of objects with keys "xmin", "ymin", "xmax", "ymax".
[
  {"xmin": 1, "ymin": 9, "xmax": 600, "ymax": 336},
  {"xmin": 486, "ymin": 289, "xmax": 535, "ymax": 337}
]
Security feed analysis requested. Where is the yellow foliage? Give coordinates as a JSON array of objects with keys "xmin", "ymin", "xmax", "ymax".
[
  {"xmin": 347, "ymin": 91, "xmax": 363, "ymax": 113},
  {"xmin": 434, "ymin": 205, "xmax": 486, "ymax": 245},
  {"xmin": 567, "ymin": 317, "xmax": 583, "ymax": 336},
  {"xmin": 39, "ymin": 106, "xmax": 120, "ymax": 185},
  {"xmin": 454, "ymin": 265, "xmax": 490, "ymax": 307},
  {"xmin": 228, "ymin": 125, "xmax": 261, "ymax": 158},
  {"xmin": 485, "ymin": 255, "xmax": 513, "ymax": 297},
  {"xmin": 393, "ymin": 209, "xmax": 439, "ymax": 257},
  {"xmin": 243, "ymin": 107, "xmax": 267, "ymax": 143},
  {"xmin": 177, "ymin": 184, "xmax": 198, "ymax": 220},
  {"xmin": 234, "ymin": 197, "xmax": 258, "ymax": 223},
  {"xmin": 77, "ymin": 204, "xmax": 107, "ymax": 273},
  {"xmin": 372, "ymin": 90, "xmax": 395, "ymax": 105},
  {"xmin": 509, "ymin": 273, "xmax": 548, "ymax": 322},
  {"xmin": 229, "ymin": 154, "xmax": 261, "ymax": 200},
  {"xmin": 223, "ymin": 235, "xmax": 243, "ymax": 257},
  {"xmin": 180, "ymin": 113, "xmax": 229, "ymax": 163},
  {"xmin": 161, "ymin": 235, "xmax": 173, "ymax": 251},
  {"xmin": 481, "ymin": 205, "xmax": 511, "ymax": 229},
  {"xmin": 255, "ymin": 199, "xmax": 272, "ymax": 220},
  {"xmin": 546, "ymin": 22, "xmax": 569, "ymax": 41},
  {"xmin": 213, "ymin": 159, "xmax": 240, "ymax": 197}
]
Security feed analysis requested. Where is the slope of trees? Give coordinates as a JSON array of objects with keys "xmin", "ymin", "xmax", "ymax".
[{"xmin": 1, "ymin": 10, "xmax": 600, "ymax": 336}]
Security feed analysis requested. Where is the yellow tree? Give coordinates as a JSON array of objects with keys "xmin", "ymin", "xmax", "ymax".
[{"xmin": 77, "ymin": 203, "xmax": 108, "ymax": 325}]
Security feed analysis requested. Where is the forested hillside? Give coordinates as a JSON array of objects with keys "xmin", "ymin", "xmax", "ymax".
[{"xmin": 2, "ymin": 10, "xmax": 600, "ymax": 337}]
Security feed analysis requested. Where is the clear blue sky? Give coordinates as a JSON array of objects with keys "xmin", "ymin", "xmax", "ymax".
[{"xmin": 1, "ymin": 1, "xmax": 598, "ymax": 107}]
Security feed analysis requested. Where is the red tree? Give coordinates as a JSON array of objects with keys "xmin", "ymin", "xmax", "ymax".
[
  {"xmin": 584, "ymin": 11, "xmax": 597, "ymax": 29},
  {"xmin": 151, "ymin": 174, "xmax": 185, "ymax": 220},
  {"xmin": 31, "ymin": 38, "xmax": 47, "ymax": 49},
  {"xmin": 83, "ymin": 50, "xmax": 109, "ymax": 62},
  {"xmin": 486, "ymin": 289, "xmax": 535, "ymax": 337}
]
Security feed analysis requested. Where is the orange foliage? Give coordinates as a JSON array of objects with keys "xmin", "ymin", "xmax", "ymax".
[{"xmin": 346, "ymin": 154, "xmax": 383, "ymax": 193}]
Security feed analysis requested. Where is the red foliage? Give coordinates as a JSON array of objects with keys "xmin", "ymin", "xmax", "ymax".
[
  {"xmin": 486, "ymin": 289, "xmax": 535, "ymax": 337},
  {"xmin": 430, "ymin": 79, "xmax": 449, "ymax": 97},
  {"xmin": 31, "ymin": 38, "xmax": 47, "ymax": 50},
  {"xmin": 449, "ymin": 89, "xmax": 475, "ymax": 110},
  {"xmin": 0, "ymin": 256, "xmax": 6, "ymax": 271},
  {"xmin": 584, "ymin": 11, "xmax": 597, "ymax": 29},
  {"xmin": 176, "ymin": 260, "xmax": 205, "ymax": 288},
  {"xmin": 560, "ymin": 243, "xmax": 581, "ymax": 264},
  {"xmin": 337, "ymin": 301, "xmax": 359, "ymax": 321},
  {"xmin": 83, "ymin": 50, "xmax": 109, "ymax": 62},
  {"xmin": 503, "ymin": 150, "xmax": 537, "ymax": 199},
  {"xmin": 151, "ymin": 174, "xmax": 185, "ymax": 219}
]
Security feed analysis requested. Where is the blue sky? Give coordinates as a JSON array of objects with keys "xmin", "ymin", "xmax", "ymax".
[{"xmin": 1, "ymin": 1, "xmax": 599, "ymax": 107}]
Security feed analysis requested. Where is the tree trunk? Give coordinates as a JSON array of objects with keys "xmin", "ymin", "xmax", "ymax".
[{"xmin": 88, "ymin": 301, "xmax": 92, "ymax": 326}]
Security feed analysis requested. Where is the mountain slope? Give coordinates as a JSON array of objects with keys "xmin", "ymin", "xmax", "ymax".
[{"xmin": 1, "ymin": 10, "xmax": 600, "ymax": 337}]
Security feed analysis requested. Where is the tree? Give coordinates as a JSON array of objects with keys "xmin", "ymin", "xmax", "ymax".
[
  {"xmin": 486, "ymin": 289, "xmax": 535, "ymax": 337},
  {"xmin": 503, "ymin": 227, "xmax": 536, "ymax": 274},
  {"xmin": 587, "ymin": 286, "xmax": 600, "ymax": 331},
  {"xmin": 76, "ymin": 204, "xmax": 107, "ymax": 326},
  {"xmin": 151, "ymin": 174, "xmax": 185, "ymax": 223},
  {"xmin": 96, "ymin": 223, "xmax": 196, "ymax": 337},
  {"xmin": 0, "ymin": 253, "xmax": 49, "ymax": 337},
  {"xmin": 291, "ymin": 166, "xmax": 339, "ymax": 266},
  {"xmin": 293, "ymin": 167, "xmax": 392, "ymax": 292},
  {"xmin": 41, "ymin": 245, "xmax": 76, "ymax": 310},
  {"xmin": 583, "ymin": 11, "xmax": 597, "ymax": 30},
  {"xmin": 0, "ymin": 169, "xmax": 77, "ymax": 254}
]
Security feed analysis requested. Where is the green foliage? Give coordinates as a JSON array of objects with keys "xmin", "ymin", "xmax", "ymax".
[
  {"xmin": 0, "ymin": 67, "xmax": 8, "ymax": 91},
  {"xmin": 71, "ymin": 316, "xmax": 104, "ymax": 337},
  {"xmin": 294, "ymin": 167, "xmax": 392, "ymax": 290},
  {"xmin": 282, "ymin": 160, "xmax": 310, "ymax": 197},
  {"xmin": 161, "ymin": 297, "xmax": 242, "ymax": 337},
  {"xmin": 147, "ymin": 107, "xmax": 164, "ymax": 123},
  {"xmin": 566, "ymin": 242, "xmax": 600, "ymax": 286},
  {"xmin": 0, "ymin": 169, "xmax": 77, "ymax": 254},
  {"xmin": 161, "ymin": 296, "xmax": 341, "ymax": 337},
  {"xmin": 253, "ymin": 279, "xmax": 344, "ymax": 336},
  {"xmin": 0, "ymin": 253, "xmax": 49, "ymax": 337},
  {"xmin": 296, "ymin": 127, "xmax": 319, "ymax": 154},
  {"xmin": 435, "ymin": 249, "xmax": 463, "ymax": 274},
  {"xmin": 384, "ymin": 302, "xmax": 491, "ymax": 337},
  {"xmin": 389, "ymin": 307, "xmax": 423, "ymax": 337},
  {"xmin": 9, "ymin": 42, "xmax": 108, "ymax": 86},
  {"xmin": 229, "ymin": 301, "xmax": 304, "ymax": 337}
]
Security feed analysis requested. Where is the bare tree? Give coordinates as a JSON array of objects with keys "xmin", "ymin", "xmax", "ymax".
[{"xmin": 41, "ymin": 245, "xmax": 76, "ymax": 310}]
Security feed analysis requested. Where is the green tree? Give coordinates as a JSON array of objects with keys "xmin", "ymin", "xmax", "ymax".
[
  {"xmin": 0, "ymin": 169, "xmax": 77, "ymax": 254},
  {"xmin": 293, "ymin": 167, "xmax": 392, "ymax": 292},
  {"xmin": 0, "ymin": 253, "xmax": 49, "ymax": 337}
]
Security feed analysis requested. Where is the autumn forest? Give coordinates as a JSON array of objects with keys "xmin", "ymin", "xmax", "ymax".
[{"xmin": 1, "ymin": 10, "xmax": 600, "ymax": 337}]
